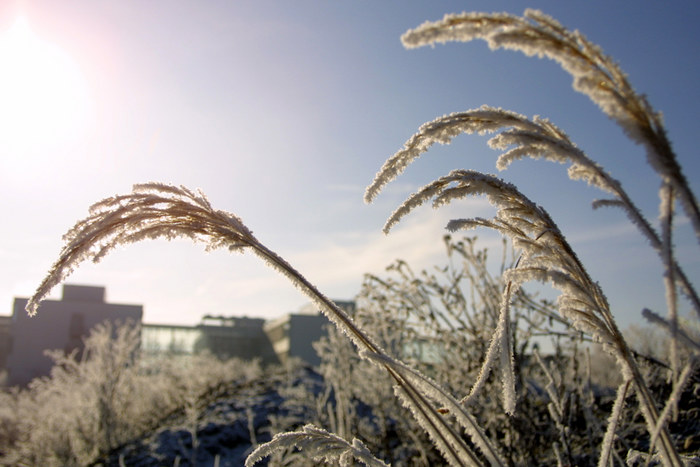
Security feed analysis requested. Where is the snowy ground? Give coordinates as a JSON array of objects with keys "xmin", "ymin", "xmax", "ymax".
[{"xmin": 98, "ymin": 365, "xmax": 323, "ymax": 467}]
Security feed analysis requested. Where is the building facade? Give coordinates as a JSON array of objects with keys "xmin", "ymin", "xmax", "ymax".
[
  {"xmin": 261, "ymin": 302, "xmax": 353, "ymax": 366},
  {"xmin": 2, "ymin": 285, "xmax": 348, "ymax": 386},
  {"xmin": 194, "ymin": 315, "xmax": 278, "ymax": 363},
  {"xmin": 6, "ymin": 284, "xmax": 143, "ymax": 386},
  {"xmin": 0, "ymin": 315, "xmax": 11, "ymax": 377}
]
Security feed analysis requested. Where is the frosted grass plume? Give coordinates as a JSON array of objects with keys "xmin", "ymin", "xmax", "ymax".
[
  {"xmin": 399, "ymin": 9, "xmax": 700, "ymax": 238},
  {"xmin": 371, "ymin": 166, "xmax": 683, "ymax": 466},
  {"xmin": 365, "ymin": 106, "xmax": 699, "ymax": 317},
  {"xmin": 246, "ymin": 424, "xmax": 389, "ymax": 467},
  {"xmin": 26, "ymin": 183, "xmax": 378, "ymax": 356},
  {"xmin": 27, "ymin": 182, "xmax": 505, "ymax": 467}
]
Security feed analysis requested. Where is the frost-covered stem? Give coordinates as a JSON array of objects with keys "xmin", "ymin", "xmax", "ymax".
[
  {"xmin": 643, "ymin": 309, "xmax": 700, "ymax": 353},
  {"xmin": 246, "ymin": 406, "xmax": 257, "ymax": 448},
  {"xmin": 534, "ymin": 350, "xmax": 572, "ymax": 464},
  {"xmin": 586, "ymin": 280, "xmax": 681, "ymax": 466},
  {"xmin": 597, "ymin": 379, "xmax": 630, "ymax": 467},
  {"xmin": 363, "ymin": 351, "xmax": 504, "ymax": 466},
  {"xmin": 251, "ymin": 243, "xmax": 480, "ymax": 467},
  {"xmin": 645, "ymin": 124, "xmax": 700, "ymax": 242},
  {"xmin": 659, "ymin": 183, "xmax": 680, "ymax": 390},
  {"xmin": 617, "ymin": 338, "xmax": 682, "ymax": 467},
  {"xmin": 552, "ymin": 442, "xmax": 563, "ymax": 467},
  {"xmin": 498, "ymin": 281, "xmax": 516, "ymax": 415},
  {"xmin": 393, "ymin": 386, "xmax": 477, "ymax": 467},
  {"xmin": 592, "ymin": 168, "xmax": 699, "ymax": 318},
  {"xmin": 251, "ymin": 242, "xmax": 382, "ymax": 356},
  {"xmin": 460, "ymin": 280, "xmax": 513, "ymax": 409},
  {"xmin": 650, "ymin": 360, "xmax": 697, "ymax": 453},
  {"xmin": 622, "ymin": 198, "xmax": 698, "ymax": 319}
]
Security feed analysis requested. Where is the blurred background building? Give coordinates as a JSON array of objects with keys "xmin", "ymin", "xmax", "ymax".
[
  {"xmin": 1, "ymin": 284, "xmax": 342, "ymax": 387},
  {"xmin": 5, "ymin": 284, "xmax": 143, "ymax": 386},
  {"xmin": 140, "ymin": 315, "xmax": 279, "ymax": 364},
  {"xmin": 264, "ymin": 300, "xmax": 355, "ymax": 366}
]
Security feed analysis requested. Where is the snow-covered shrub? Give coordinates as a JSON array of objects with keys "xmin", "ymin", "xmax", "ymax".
[
  {"xmin": 354, "ymin": 236, "xmax": 582, "ymax": 465},
  {"xmin": 0, "ymin": 321, "xmax": 143, "ymax": 466},
  {"xmin": 0, "ymin": 321, "xmax": 262, "ymax": 466}
]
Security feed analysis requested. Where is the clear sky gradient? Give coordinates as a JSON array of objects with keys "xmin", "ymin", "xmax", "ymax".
[{"xmin": 1, "ymin": 1, "xmax": 698, "ymax": 328}]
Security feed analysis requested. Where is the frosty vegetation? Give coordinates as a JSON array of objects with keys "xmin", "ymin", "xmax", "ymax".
[
  {"xmin": 6, "ymin": 7, "xmax": 698, "ymax": 467},
  {"xmin": 0, "ymin": 322, "xmax": 262, "ymax": 465}
]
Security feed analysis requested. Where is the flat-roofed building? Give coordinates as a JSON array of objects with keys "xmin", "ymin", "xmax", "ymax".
[
  {"xmin": 4, "ymin": 290, "xmax": 353, "ymax": 385},
  {"xmin": 141, "ymin": 323, "xmax": 202, "ymax": 356},
  {"xmin": 195, "ymin": 315, "xmax": 278, "ymax": 363},
  {"xmin": 263, "ymin": 301, "xmax": 355, "ymax": 366},
  {"xmin": 141, "ymin": 316, "xmax": 279, "ymax": 364},
  {"xmin": 6, "ymin": 284, "xmax": 142, "ymax": 387}
]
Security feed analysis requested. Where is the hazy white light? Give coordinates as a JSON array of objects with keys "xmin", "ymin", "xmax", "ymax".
[{"xmin": 0, "ymin": 16, "xmax": 91, "ymax": 163}]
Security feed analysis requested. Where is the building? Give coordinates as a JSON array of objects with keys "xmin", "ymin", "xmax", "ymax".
[
  {"xmin": 141, "ymin": 316, "xmax": 279, "ymax": 364},
  {"xmin": 3, "ymin": 286, "xmax": 351, "ymax": 386},
  {"xmin": 263, "ymin": 301, "xmax": 355, "ymax": 366},
  {"xmin": 141, "ymin": 322, "xmax": 201, "ymax": 356},
  {"xmin": 0, "ymin": 315, "xmax": 11, "ymax": 376},
  {"xmin": 141, "ymin": 304, "xmax": 353, "ymax": 367},
  {"xmin": 6, "ymin": 284, "xmax": 143, "ymax": 387},
  {"xmin": 194, "ymin": 315, "xmax": 278, "ymax": 363}
]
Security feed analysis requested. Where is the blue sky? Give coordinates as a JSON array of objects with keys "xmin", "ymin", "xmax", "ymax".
[{"xmin": 0, "ymin": 1, "xmax": 698, "ymax": 328}]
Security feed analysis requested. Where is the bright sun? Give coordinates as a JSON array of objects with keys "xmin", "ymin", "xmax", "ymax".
[{"xmin": 0, "ymin": 16, "xmax": 90, "ymax": 162}]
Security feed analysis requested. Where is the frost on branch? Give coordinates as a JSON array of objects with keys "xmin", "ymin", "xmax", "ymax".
[{"xmin": 245, "ymin": 424, "xmax": 389, "ymax": 467}]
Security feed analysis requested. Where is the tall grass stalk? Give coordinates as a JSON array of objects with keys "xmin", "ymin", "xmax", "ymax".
[
  {"xmin": 26, "ymin": 183, "xmax": 502, "ymax": 466},
  {"xmin": 365, "ymin": 8, "xmax": 698, "ymax": 467}
]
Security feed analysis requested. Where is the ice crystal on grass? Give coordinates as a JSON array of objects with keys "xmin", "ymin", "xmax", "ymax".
[
  {"xmin": 245, "ymin": 424, "xmax": 389, "ymax": 467},
  {"xmin": 597, "ymin": 380, "xmax": 631, "ymax": 467}
]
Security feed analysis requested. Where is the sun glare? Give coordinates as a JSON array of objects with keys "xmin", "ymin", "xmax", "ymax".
[{"xmin": 0, "ymin": 16, "xmax": 90, "ymax": 162}]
